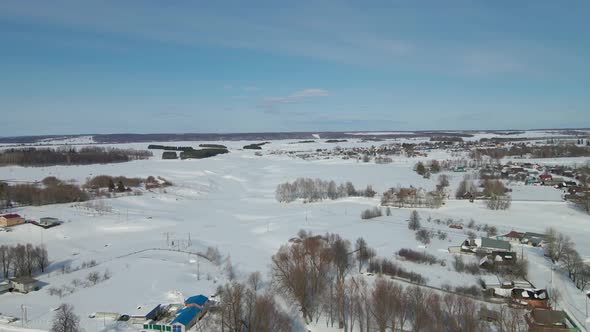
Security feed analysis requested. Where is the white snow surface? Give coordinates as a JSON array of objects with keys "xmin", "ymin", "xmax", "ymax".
[{"xmin": 0, "ymin": 137, "xmax": 589, "ymax": 331}]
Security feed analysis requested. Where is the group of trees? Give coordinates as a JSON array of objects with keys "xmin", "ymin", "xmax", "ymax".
[
  {"xmin": 0, "ymin": 147, "xmax": 152, "ymax": 167},
  {"xmin": 276, "ymin": 178, "xmax": 376, "ymax": 203},
  {"xmin": 0, "ymin": 243, "xmax": 49, "ymax": 280},
  {"xmin": 269, "ymin": 231, "xmax": 498, "ymax": 331},
  {"xmin": 415, "ymin": 160, "xmax": 442, "ymax": 178},
  {"xmin": 213, "ymin": 272, "xmax": 292, "ymax": 332},
  {"xmin": 545, "ymin": 228, "xmax": 590, "ymax": 290},
  {"xmin": 180, "ymin": 148, "xmax": 229, "ymax": 159},
  {"xmin": 381, "ymin": 186, "xmax": 444, "ymax": 209},
  {"xmin": 84, "ymin": 175, "xmax": 143, "ymax": 191},
  {"xmin": 455, "ymin": 177, "xmax": 512, "ymax": 210},
  {"xmin": 147, "ymin": 144, "xmax": 195, "ymax": 151},
  {"xmin": 1, "ymin": 178, "xmax": 88, "ymax": 207}
]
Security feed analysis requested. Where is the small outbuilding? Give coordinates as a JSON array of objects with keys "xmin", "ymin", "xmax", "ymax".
[
  {"xmin": 38, "ymin": 217, "xmax": 61, "ymax": 228},
  {"xmin": 0, "ymin": 214, "xmax": 25, "ymax": 227},
  {"xmin": 9, "ymin": 276, "xmax": 40, "ymax": 293}
]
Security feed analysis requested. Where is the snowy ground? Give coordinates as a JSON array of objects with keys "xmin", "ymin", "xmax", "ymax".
[{"xmin": 0, "ymin": 135, "xmax": 589, "ymax": 331}]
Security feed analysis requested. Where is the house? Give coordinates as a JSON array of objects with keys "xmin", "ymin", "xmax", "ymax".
[
  {"xmin": 170, "ymin": 306, "xmax": 200, "ymax": 332},
  {"xmin": 522, "ymin": 232, "xmax": 546, "ymax": 247},
  {"xmin": 142, "ymin": 295, "xmax": 209, "ymax": 332},
  {"xmin": 185, "ymin": 294, "xmax": 209, "ymax": 309},
  {"xmin": 511, "ymin": 288, "xmax": 549, "ymax": 309},
  {"xmin": 460, "ymin": 238, "xmax": 511, "ymax": 254},
  {"xmin": 539, "ymin": 174, "xmax": 553, "ymax": 181},
  {"xmin": 0, "ymin": 214, "xmax": 25, "ymax": 227},
  {"xmin": 9, "ymin": 276, "xmax": 40, "ymax": 293},
  {"xmin": 498, "ymin": 231, "xmax": 524, "ymax": 244},
  {"xmin": 526, "ymin": 309, "xmax": 569, "ymax": 331}
]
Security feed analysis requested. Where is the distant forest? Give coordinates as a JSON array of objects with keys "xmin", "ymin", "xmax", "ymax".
[{"xmin": 0, "ymin": 147, "xmax": 152, "ymax": 167}]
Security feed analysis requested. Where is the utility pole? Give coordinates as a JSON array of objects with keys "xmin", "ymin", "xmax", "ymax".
[
  {"xmin": 197, "ymin": 256, "xmax": 200, "ymax": 281},
  {"xmin": 21, "ymin": 304, "xmax": 27, "ymax": 327}
]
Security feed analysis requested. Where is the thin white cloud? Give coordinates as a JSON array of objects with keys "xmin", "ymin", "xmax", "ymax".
[
  {"xmin": 261, "ymin": 89, "xmax": 329, "ymax": 112},
  {"xmin": 242, "ymin": 86, "xmax": 260, "ymax": 91},
  {"xmin": 461, "ymin": 51, "xmax": 526, "ymax": 76}
]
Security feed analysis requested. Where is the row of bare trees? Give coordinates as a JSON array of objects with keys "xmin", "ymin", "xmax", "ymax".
[
  {"xmin": 0, "ymin": 182, "xmax": 88, "ymax": 207},
  {"xmin": 0, "ymin": 243, "xmax": 49, "ymax": 279},
  {"xmin": 545, "ymin": 227, "xmax": 590, "ymax": 290},
  {"xmin": 276, "ymin": 178, "xmax": 376, "ymax": 203}
]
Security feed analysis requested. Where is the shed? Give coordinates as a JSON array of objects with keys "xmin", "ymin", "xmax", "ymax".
[
  {"xmin": 39, "ymin": 217, "xmax": 60, "ymax": 227},
  {"xmin": 9, "ymin": 276, "xmax": 40, "ymax": 293},
  {"xmin": 0, "ymin": 214, "xmax": 25, "ymax": 227}
]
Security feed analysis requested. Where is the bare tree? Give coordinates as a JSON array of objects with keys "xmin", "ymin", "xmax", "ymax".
[
  {"xmin": 355, "ymin": 238, "xmax": 368, "ymax": 273},
  {"xmin": 86, "ymin": 271, "xmax": 101, "ymax": 285},
  {"xmin": 50, "ymin": 304, "xmax": 82, "ymax": 332},
  {"xmin": 415, "ymin": 229, "xmax": 431, "ymax": 246}
]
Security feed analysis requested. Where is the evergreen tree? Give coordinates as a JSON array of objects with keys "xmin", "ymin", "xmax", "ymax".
[
  {"xmin": 408, "ymin": 210, "xmax": 421, "ymax": 230},
  {"xmin": 108, "ymin": 179, "xmax": 115, "ymax": 192}
]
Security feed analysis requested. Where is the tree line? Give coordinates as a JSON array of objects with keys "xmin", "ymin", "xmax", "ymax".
[
  {"xmin": 275, "ymin": 178, "xmax": 376, "ymax": 203},
  {"xmin": 1, "ymin": 177, "xmax": 88, "ymax": 207},
  {"xmin": 0, "ymin": 243, "xmax": 49, "ymax": 280},
  {"xmin": 0, "ymin": 147, "xmax": 152, "ymax": 167},
  {"xmin": 475, "ymin": 144, "xmax": 590, "ymax": 159}
]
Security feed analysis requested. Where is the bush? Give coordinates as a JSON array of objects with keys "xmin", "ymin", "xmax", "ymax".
[
  {"xmin": 361, "ymin": 207, "xmax": 382, "ymax": 220},
  {"xmin": 367, "ymin": 257, "xmax": 426, "ymax": 284},
  {"xmin": 162, "ymin": 151, "xmax": 178, "ymax": 159},
  {"xmin": 486, "ymin": 195, "xmax": 512, "ymax": 210},
  {"xmin": 453, "ymin": 256, "xmax": 481, "ymax": 275},
  {"xmin": 397, "ymin": 248, "xmax": 438, "ymax": 265},
  {"xmin": 454, "ymin": 285, "xmax": 481, "ymax": 297},
  {"xmin": 415, "ymin": 229, "xmax": 432, "ymax": 245}
]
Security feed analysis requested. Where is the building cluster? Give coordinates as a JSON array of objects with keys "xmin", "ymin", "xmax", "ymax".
[
  {"xmin": 0, "ymin": 213, "xmax": 61, "ymax": 230},
  {"xmin": 91, "ymin": 294, "xmax": 210, "ymax": 332},
  {"xmin": 450, "ymin": 231, "xmax": 581, "ymax": 331}
]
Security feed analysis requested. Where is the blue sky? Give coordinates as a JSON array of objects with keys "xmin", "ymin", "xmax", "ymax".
[{"xmin": 1, "ymin": 1, "xmax": 589, "ymax": 136}]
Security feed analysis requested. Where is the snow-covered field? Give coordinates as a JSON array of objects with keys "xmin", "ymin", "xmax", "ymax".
[{"xmin": 1, "ymin": 134, "xmax": 589, "ymax": 331}]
